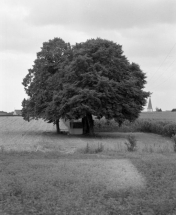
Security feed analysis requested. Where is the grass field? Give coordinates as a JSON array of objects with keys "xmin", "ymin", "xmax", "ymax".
[
  {"xmin": 0, "ymin": 116, "xmax": 176, "ymax": 214},
  {"xmin": 140, "ymin": 111, "xmax": 176, "ymax": 122}
]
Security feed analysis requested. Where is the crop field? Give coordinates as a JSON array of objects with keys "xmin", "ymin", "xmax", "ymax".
[
  {"xmin": 1, "ymin": 116, "xmax": 176, "ymax": 214},
  {"xmin": 0, "ymin": 116, "xmax": 56, "ymax": 152},
  {"xmin": 140, "ymin": 111, "xmax": 176, "ymax": 122}
]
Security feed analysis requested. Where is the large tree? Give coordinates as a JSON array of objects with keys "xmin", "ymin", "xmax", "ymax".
[
  {"xmin": 22, "ymin": 37, "xmax": 149, "ymax": 134},
  {"xmin": 22, "ymin": 38, "xmax": 72, "ymax": 132}
]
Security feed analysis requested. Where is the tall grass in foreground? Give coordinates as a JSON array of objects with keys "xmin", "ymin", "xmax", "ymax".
[{"xmin": 82, "ymin": 142, "xmax": 104, "ymax": 154}]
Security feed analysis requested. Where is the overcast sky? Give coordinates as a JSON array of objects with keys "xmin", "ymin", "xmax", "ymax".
[{"xmin": 0, "ymin": 0, "xmax": 176, "ymax": 112}]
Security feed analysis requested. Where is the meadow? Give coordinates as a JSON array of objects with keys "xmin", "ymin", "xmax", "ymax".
[
  {"xmin": 0, "ymin": 115, "xmax": 176, "ymax": 214},
  {"xmin": 140, "ymin": 111, "xmax": 176, "ymax": 122},
  {"xmin": 0, "ymin": 116, "xmax": 174, "ymax": 153}
]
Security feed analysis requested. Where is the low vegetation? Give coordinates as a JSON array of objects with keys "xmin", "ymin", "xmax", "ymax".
[
  {"xmin": 124, "ymin": 134, "xmax": 137, "ymax": 152},
  {"xmin": 82, "ymin": 142, "xmax": 104, "ymax": 154},
  {"xmin": 95, "ymin": 113, "xmax": 176, "ymax": 138},
  {"xmin": 121, "ymin": 119, "xmax": 176, "ymax": 137}
]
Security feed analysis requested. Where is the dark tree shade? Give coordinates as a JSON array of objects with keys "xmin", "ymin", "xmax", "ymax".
[{"xmin": 22, "ymin": 37, "xmax": 149, "ymax": 134}]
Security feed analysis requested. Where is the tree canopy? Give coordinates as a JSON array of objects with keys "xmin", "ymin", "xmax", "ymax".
[{"xmin": 22, "ymin": 37, "xmax": 149, "ymax": 134}]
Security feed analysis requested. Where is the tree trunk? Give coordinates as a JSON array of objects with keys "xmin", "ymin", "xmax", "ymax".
[
  {"xmin": 87, "ymin": 113, "xmax": 94, "ymax": 135},
  {"xmin": 82, "ymin": 113, "xmax": 94, "ymax": 135},
  {"xmin": 56, "ymin": 119, "xmax": 60, "ymax": 133},
  {"xmin": 82, "ymin": 116, "xmax": 88, "ymax": 134}
]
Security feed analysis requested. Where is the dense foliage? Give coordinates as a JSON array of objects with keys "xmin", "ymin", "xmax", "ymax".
[
  {"xmin": 156, "ymin": 107, "xmax": 162, "ymax": 112},
  {"xmin": 22, "ymin": 37, "xmax": 149, "ymax": 134}
]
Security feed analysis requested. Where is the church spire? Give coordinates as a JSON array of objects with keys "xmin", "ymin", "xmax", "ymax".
[{"xmin": 147, "ymin": 96, "xmax": 153, "ymax": 112}]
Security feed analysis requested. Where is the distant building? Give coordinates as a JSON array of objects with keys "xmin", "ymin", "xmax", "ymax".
[
  {"xmin": 13, "ymin": 110, "xmax": 22, "ymax": 116},
  {"xmin": 0, "ymin": 111, "xmax": 8, "ymax": 115},
  {"xmin": 63, "ymin": 119, "xmax": 83, "ymax": 135},
  {"xmin": 147, "ymin": 97, "xmax": 153, "ymax": 112}
]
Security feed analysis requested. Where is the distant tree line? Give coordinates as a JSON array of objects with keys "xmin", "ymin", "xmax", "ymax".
[
  {"xmin": 0, "ymin": 111, "xmax": 13, "ymax": 116},
  {"xmin": 155, "ymin": 107, "xmax": 162, "ymax": 112}
]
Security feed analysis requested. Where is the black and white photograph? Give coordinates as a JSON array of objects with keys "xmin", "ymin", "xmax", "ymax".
[{"xmin": 0, "ymin": 0, "xmax": 176, "ymax": 214}]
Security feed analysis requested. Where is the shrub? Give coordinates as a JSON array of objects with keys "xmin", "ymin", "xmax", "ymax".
[
  {"xmin": 136, "ymin": 120, "xmax": 176, "ymax": 137},
  {"xmin": 156, "ymin": 107, "xmax": 162, "ymax": 112},
  {"xmin": 163, "ymin": 123, "xmax": 176, "ymax": 137},
  {"xmin": 94, "ymin": 119, "xmax": 119, "ymax": 132},
  {"xmin": 125, "ymin": 134, "xmax": 137, "ymax": 152},
  {"xmin": 149, "ymin": 121, "xmax": 164, "ymax": 135},
  {"xmin": 138, "ymin": 120, "xmax": 153, "ymax": 133},
  {"xmin": 95, "ymin": 143, "xmax": 104, "ymax": 153},
  {"xmin": 83, "ymin": 143, "xmax": 104, "ymax": 154}
]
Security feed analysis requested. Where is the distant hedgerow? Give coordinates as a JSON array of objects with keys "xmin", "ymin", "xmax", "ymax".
[{"xmin": 94, "ymin": 118, "xmax": 176, "ymax": 138}]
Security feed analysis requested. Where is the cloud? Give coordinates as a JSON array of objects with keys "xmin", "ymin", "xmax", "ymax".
[
  {"xmin": 25, "ymin": 0, "xmax": 176, "ymax": 29},
  {"xmin": 0, "ymin": 0, "xmax": 90, "ymax": 53},
  {"xmin": 0, "ymin": 1, "xmax": 35, "ymax": 53},
  {"xmin": 1, "ymin": 0, "xmax": 175, "ymax": 56},
  {"xmin": 0, "ymin": 51, "xmax": 34, "ymax": 111}
]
